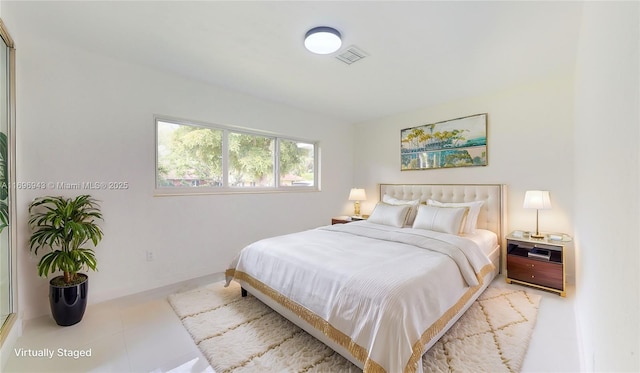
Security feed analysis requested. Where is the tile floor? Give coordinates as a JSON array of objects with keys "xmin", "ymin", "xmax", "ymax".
[{"xmin": 3, "ymin": 274, "xmax": 581, "ymax": 373}]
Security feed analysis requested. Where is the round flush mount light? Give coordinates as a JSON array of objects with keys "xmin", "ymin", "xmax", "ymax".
[{"xmin": 304, "ymin": 26, "xmax": 342, "ymax": 55}]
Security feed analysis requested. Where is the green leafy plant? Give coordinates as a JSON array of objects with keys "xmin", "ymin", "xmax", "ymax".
[{"xmin": 28, "ymin": 195, "xmax": 104, "ymax": 285}]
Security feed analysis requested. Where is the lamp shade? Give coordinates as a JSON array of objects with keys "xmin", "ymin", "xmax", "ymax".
[
  {"xmin": 348, "ymin": 188, "xmax": 366, "ymax": 201},
  {"xmin": 523, "ymin": 190, "xmax": 551, "ymax": 210},
  {"xmin": 304, "ymin": 27, "xmax": 342, "ymax": 54}
]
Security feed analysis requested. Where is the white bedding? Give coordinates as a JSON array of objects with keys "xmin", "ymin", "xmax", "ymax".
[
  {"xmin": 463, "ymin": 228, "xmax": 498, "ymax": 256},
  {"xmin": 225, "ymin": 221, "xmax": 495, "ymax": 373}
]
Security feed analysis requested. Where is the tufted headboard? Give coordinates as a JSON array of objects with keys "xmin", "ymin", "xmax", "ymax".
[{"xmin": 379, "ymin": 184, "xmax": 507, "ymax": 244}]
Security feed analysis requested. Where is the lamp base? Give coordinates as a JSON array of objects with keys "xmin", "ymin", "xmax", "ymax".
[
  {"xmin": 353, "ymin": 201, "xmax": 361, "ymax": 217},
  {"xmin": 530, "ymin": 233, "xmax": 545, "ymax": 239}
]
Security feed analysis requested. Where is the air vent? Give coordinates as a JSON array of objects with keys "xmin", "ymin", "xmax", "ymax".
[{"xmin": 336, "ymin": 45, "xmax": 368, "ymax": 65}]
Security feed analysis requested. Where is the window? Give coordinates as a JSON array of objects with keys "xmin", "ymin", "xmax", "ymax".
[
  {"xmin": 156, "ymin": 117, "xmax": 318, "ymax": 193},
  {"xmin": 157, "ymin": 121, "xmax": 223, "ymax": 188},
  {"xmin": 279, "ymin": 139, "xmax": 315, "ymax": 187},
  {"xmin": 228, "ymin": 132, "xmax": 274, "ymax": 187}
]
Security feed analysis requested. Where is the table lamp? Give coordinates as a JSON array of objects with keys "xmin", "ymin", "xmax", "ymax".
[
  {"xmin": 523, "ymin": 190, "xmax": 551, "ymax": 239},
  {"xmin": 348, "ymin": 188, "xmax": 366, "ymax": 217}
]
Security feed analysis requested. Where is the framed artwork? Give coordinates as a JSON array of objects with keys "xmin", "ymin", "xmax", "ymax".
[{"xmin": 401, "ymin": 113, "xmax": 487, "ymax": 170}]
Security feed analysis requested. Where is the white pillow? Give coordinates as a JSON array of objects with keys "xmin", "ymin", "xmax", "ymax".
[
  {"xmin": 367, "ymin": 202, "xmax": 412, "ymax": 228},
  {"xmin": 381, "ymin": 195, "xmax": 420, "ymax": 226},
  {"xmin": 412, "ymin": 205, "xmax": 469, "ymax": 235},
  {"xmin": 427, "ymin": 199, "xmax": 484, "ymax": 234}
]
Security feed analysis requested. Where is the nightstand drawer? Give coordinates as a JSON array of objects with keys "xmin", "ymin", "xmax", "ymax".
[{"xmin": 507, "ymin": 255, "xmax": 563, "ymax": 290}]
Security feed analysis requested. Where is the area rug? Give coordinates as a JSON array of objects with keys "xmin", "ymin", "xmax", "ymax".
[{"xmin": 168, "ymin": 281, "xmax": 541, "ymax": 373}]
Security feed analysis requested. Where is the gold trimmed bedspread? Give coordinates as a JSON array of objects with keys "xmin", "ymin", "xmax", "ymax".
[{"xmin": 225, "ymin": 221, "xmax": 494, "ymax": 373}]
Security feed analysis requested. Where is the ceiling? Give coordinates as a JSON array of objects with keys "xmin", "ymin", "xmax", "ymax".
[{"xmin": 5, "ymin": 1, "xmax": 584, "ymax": 124}]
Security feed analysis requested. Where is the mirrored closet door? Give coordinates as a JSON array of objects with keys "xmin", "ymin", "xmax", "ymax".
[{"xmin": 0, "ymin": 19, "xmax": 16, "ymax": 338}]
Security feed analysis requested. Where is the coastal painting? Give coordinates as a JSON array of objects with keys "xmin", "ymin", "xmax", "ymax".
[{"xmin": 401, "ymin": 113, "xmax": 487, "ymax": 170}]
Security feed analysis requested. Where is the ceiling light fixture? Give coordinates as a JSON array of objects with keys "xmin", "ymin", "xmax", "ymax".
[{"xmin": 304, "ymin": 26, "xmax": 342, "ymax": 55}]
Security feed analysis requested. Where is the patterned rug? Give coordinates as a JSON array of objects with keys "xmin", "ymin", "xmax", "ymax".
[{"xmin": 168, "ymin": 281, "xmax": 541, "ymax": 373}]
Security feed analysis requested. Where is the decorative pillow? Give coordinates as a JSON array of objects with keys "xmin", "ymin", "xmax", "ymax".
[
  {"xmin": 381, "ymin": 195, "xmax": 421, "ymax": 226},
  {"xmin": 412, "ymin": 205, "xmax": 469, "ymax": 235},
  {"xmin": 367, "ymin": 202, "xmax": 412, "ymax": 228},
  {"xmin": 427, "ymin": 199, "xmax": 484, "ymax": 234}
]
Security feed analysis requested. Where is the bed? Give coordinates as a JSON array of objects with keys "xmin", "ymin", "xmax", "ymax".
[{"xmin": 225, "ymin": 183, "xmax": 506, "ymax": 373}]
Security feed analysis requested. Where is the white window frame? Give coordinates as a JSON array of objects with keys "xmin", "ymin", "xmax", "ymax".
[{"xmin": 154, "ymin": 116, "xmax": 320, "ymax": 196}]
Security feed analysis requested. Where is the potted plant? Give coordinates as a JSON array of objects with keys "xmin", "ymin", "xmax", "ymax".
[{"xmin": 28, "ymin": 195, "xmax": 104, "ymax": 326}]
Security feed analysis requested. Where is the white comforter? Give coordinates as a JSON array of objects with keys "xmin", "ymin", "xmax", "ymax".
[{"xmin": 225, "ymin": 221, "xmax": 494, "ymax": 373}]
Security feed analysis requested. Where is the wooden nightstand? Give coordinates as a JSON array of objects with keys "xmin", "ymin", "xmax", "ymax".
[
  {"xmin": 505, "ymin": 232, "xmax": 569, "ymax": 297},
  {"xmin": 331, "ymin": 216, "xmax": 367, "ymax": 225},
  {"xmin": 331, "ymin": 217, "xmax": 352, "ymax": 225}
]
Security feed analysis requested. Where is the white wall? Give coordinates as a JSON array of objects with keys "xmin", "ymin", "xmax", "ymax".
[
  {"xmin": 8, "ymin": 27, "xmax": 355, "ymax": 319},
  {"xmin": 574, "ymin": 2, "xmax": 639, "ymax": 371},
  {"xmin": 353, "ymin": 72, "xmax": 576, "ymax": 278}
]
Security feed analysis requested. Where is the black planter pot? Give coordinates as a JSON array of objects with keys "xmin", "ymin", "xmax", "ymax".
[{"xmin": 49, "ymin": 274, "xmax": 88, "ymax": 326}]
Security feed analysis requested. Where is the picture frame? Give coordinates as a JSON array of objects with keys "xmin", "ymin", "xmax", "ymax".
[{"xmin": 401, "ymin": 113, "xmax": 487, "ymax": 170}]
